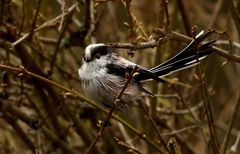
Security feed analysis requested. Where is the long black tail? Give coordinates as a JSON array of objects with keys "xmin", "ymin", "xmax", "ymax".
[
  {"xmin": 149, "ymin": 30, "xmax": 215, "ymax": 77},
  {"xmin": 135, "ymin": 30, "xmax": 215, "ymax": 82}
]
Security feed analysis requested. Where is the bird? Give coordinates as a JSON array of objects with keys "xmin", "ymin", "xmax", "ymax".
[{"xmin": 78, "ymin": 31, "xmax": 215, "ymax": 109}]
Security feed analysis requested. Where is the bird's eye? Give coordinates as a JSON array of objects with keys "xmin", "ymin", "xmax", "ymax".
[{"xmin": 96, "ymin": 53, "xmax": 101, "ymax": 59}]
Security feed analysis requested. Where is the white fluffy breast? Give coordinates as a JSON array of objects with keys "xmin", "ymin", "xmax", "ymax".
[
  {"xmin": 78, "ymin": 55, "xmax": 108, "ymax": 80},
  {"xmin": 78, "ymin": 62, "xmax": 105, "ymax": 80},
  {"xmin": 78, "ymin": 54, "xmax": 109, "ymax": 99}
]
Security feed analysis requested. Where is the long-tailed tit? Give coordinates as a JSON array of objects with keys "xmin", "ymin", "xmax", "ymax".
[{"xmin": 78, "ymin": 31, "xmax": 215, "ymax": 108}]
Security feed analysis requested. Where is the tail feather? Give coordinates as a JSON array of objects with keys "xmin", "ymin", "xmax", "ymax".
[
  {"xmin": 135, "ymin": 30, "xmax": 215, "ymax": 81},
  {"xmin": 150, "ymin": 30, "xmax": 214, "ymax": 72},
  {"xmin": 150, "ymin": 49, "xmax": 212, "ymax": 77}
]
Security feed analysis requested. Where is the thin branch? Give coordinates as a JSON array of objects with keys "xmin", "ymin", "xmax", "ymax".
[
  {"xmin": 48, "ymin": 4, "xmax": 75, "ymax": 75},
  {"xmin": 121, "ymin": 0, "xmax": 148, "ymax": 40},
  {"xmin": 230, "ymin": 131, "xmax": 240, "ymax": 154},
  {"xmin": 208, "ymin": 0, "xmax": 224, "ymax": 29},
  {"xmin": 161, "ymin": 125, "xmax": 197, "ymax": 136},
  {"xmin": 216, "ymin": 122, "xmax": 239, "ymax": 137},
  {"xmin": 27, "ymin": 42, "xmax": 80, "ymax": 81},
  {"xmin": 212, "ymin": 46, "xmax": 240, "ymax": 63},
  {"xmin": 18, "ymin": 0, "xmax": 25, "ymax": 36},
  {"xmin": 197, "ymin": 64, "xmax": 220, "ymax": 154},
  {"xmin": 114, "ymin": 137, "xmax": 142, "ymax": 154},
  {"xmin": 0, "ymin": 0, "xmax": 5, "ymax": 24},
  {"xmin": 0, "ymin": 63, "xmax": 216, "ymax": 153},
  {"xmin": 176, "ymin": 0, "xmax": 192, "ymax": 35},
  {"xmin": 161, "ymin": 0, "xmax": 170, "ymax": 30},
  {"xmin": 108, "ymin": 39, "xmax": 163, "ymax": 50},
  {"xmin": 230, "ymin": 0, "xmax": 240, "ymax": 36},
  {"xmin": 221, "ymin": 90, "xmax": 240, "ymax": 154},
  {"xmin": 58, "ymin": 0, "xmax": 67, "ymax": 31},
  {"xmin": 215, "ymin": 40, "xmax": 240, "ymax": 49},
  {"xmin": 107, "ymin": 29, "xmax": 240, "ymax": 63},
  {"xmin": 28, "ymin": 0, "xmax": 42, "ymax": 40},
  {"xmin": 139, "ymin": 101, "xmax": 170, "ymax": 154},
  {"xmin": 2, "ymin": 113, "xmax": 36, "ymax": 152},
  {"xmin": 84, "ymin": 0, "xmax": 97, "ymax": 43},
  {"xmin": 173, "ymin": 86, "xmax": 200, "ymax": 123},
  {"xmin": 62, "ymin": 100, "xmax": 104, "ymax": 154},
  {"xmin": 0, "ymin": 98, "xmax": 39, "ymax": 129},
  {"xmin": 41, "ymin": 126, "xmax": 79, "ymax": 154},
  {"xmin": 11, "ymin": 2, "xmax": 78, "ymax": 47},
  {"xmin": 86, "ymin": 65, "xmax": 139, "ymax": 154},
  {"xmin": 115, "ymin": 113, "xmax": 168, "ymax": 153},
  {"xmin": 157, "ymin": 101, "xmax": 203, "ymax": 115}
]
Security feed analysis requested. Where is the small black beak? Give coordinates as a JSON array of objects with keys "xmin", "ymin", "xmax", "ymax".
[{"xmin": 84, "ymin": 57, "xmax": 91, "ymax": 62}]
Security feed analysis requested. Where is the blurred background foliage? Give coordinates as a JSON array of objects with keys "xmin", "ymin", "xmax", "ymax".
[{"xmin": 0, "ymin": 0, "xmax": 239, "ymax": 154}]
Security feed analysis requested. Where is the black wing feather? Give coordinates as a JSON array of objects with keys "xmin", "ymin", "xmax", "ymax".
[
  {"xmin": 106, "ymin": 63, "xmax": 129, "ymax": 77},
  {"xmin": 106, "ymin": 63, "xmax": 164, "ymax": 82}
]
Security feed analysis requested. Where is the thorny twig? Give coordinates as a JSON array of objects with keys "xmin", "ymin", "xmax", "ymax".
[
  {"xmin": 197, "ymin": 64, "xmax": 220, "ymax": 154},
  {"xmin": 191, "ymin": 30, "xmax": 220, "ymax": 153},
  {"xmin": 121, "ymin": 0, "xmax": 148, "ymax": 40}
]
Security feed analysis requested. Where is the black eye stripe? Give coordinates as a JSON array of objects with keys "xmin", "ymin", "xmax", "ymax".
[{"xmin": 92, "ymin": 46, "xmax": 110, "ymax": 58}]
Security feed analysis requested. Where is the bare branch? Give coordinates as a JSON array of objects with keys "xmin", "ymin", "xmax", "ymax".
[{"xmin": 107, "ymin": 29, "xmax": 240, "ymax": 63}]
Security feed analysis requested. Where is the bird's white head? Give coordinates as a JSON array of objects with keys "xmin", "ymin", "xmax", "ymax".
[{"xmin": 83, "ymin": 43, "xmax": 110, "ymax": 62}]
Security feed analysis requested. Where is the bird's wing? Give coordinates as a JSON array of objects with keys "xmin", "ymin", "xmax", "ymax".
[
  {"xmin": 106, "ymin": 56, "xmax": 161, "ymax": 95},
  {"xmin": 106, "ymin": 56, "xmax": 164, "ymax": 82}
]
